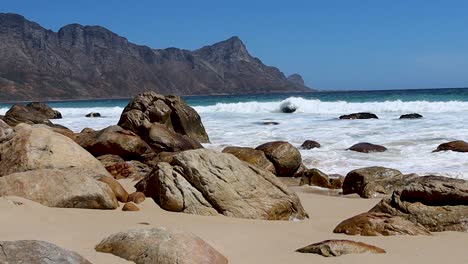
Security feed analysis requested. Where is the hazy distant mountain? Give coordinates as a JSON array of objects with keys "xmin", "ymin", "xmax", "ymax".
[{"xmin": 0, "ymin": 13, "xmax": 312, "ymax": 101}]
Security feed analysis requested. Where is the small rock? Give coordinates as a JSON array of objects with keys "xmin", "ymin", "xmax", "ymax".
[
  {"xmin": 128, "ymin": 192, "xmax": 146, "ymax": 204},
  {"xmin": 300, "ymin": 168, "xmax": 342, "ymax": 189},
  {"xmin": 85, "ymin": 112, "xmax": 101, "ymax": 117},
  {"xmin": 400, "ymin": 113, "xmax": 423, "ymax": 119},
  {"xmin": 98, "ymin": 176, "xmax": 129, "ymax": 203},
  {"xmin": 80, "ymin": 127, "xmax": 95, "ymax": 133},
  {"xmin": 261, "ymin": 121, "xmax": 280, "ymax": 125},
  {"xmin": 122, "ymin": 202, "xmax": 139, "ymax": 211},
  {"xmin": 348, "ymin": 142, "xmax": 387, "ymax": 153},
  {"xmin": 296, "ymin": 239, "xmax": 385, "ymax": 257},
  {"xmin": 433, "ymin": 140, "xmax": 468, "ymax": 153},
  {"xmin": 300, "ymin": 140, "xmax": 321, "ymax": 149},
  {"xmin": 339, "ymin": 112, "xmax": 378, "ymax": 119}
]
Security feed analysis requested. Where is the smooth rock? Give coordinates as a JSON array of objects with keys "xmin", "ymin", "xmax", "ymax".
[
  {"xmin": 98, "ymin": 176, "xmax": 129, "ymax": 203},
  {"xmin": 300, "ymin": 140, "xmax": 321, "ymax": 149},
  {"xmin": 256, "ymin": 141, "xmax": 302, "ymax": 177},
  {"xmin": 339, "ymin": 112, "xmax": 378, "ymax": 120},
  {"xmin": 222, "ymin": 146, "xmax": 276, "ymax": 174},
  {"xmin": 333, "ymin": 212, "xmax": 431, "ymax": 236},
  {"xmin": 95, "ymin": 227, "xmax": 228, "ymax": 264},
  {"xmin": 146, "ymin": 123, "xmax": 203, "ymax": 152},
  {"xmin": 26, "ymin": 102, "xmax": 62, "ymax": 119},
  {"xmin": 0, "ymin": 240, "xmax": 92, "ymax": 264},
  {"xmin": 348, "ymin": 142, "xmax": 387, "ymax": 153},
  {"xmin": 122, "ymin": 202, "xmax": 139, "ymax": 211},
  {"xmin": 400, "ymin": 113, "xmax": 423, "ymax": 119},
  {"xmin": 296, "ymin": 239, "xmax": 386, "ymax": 257},
  {"xmin": 128, "ymin": 192, "xmax": 146, "ymax": 204},
  {"xmin": 433, "ymin": 140, "xmax": 468, "ymax": 153},
  {"xmin": 85, "ymin": 112, "xmax": 101, "ymax": 117},
  {"xmin": 3, "ymin": 104, "xmax": 53, "ymax": 126}
]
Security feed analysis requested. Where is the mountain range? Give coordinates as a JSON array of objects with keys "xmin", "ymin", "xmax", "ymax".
[{"xmin": 0, "ymin": 13, "xmax": 311, "ymax": 101}]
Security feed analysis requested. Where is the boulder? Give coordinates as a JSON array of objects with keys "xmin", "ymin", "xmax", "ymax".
[
  {"xmin": 128, "ymin": 192, "xmax": 146, "ymax": 204},
  {"xmin": 136, "ymin": 149, "xmax": 308, "ymax": 220},
  {"xmin": 300, "ymin": 168, "xmax": 343, "ymax": 189},
  {"xmin": 0, "ymin": 124, "xmax": 110, "ymax": 177},
  {"xmin": 0, "ymin": 169, "xmax": 118, "ymax": 209},
  {"xmin": 80, "ymin": 127, "xmax": 95, "ymax": 133},
  {"xmin": 85, "ymin": 112, "xmax": 101, "ymax": 117},
  {"xmin": 35, "ymin": 124, "xmax": 76, "ymax": 139},
  {"xmin": 256, "ymin": 141, "xmax": 302, "ymax": 177},
  {"xmin": 26, "ymin": 102, "xmax": 62, "ymax": 119},
  {"xmin": 0, "ymin": 240, "xmax": 92, "ymax": 264},
  {"xmin": 300, "ymin": 140, "xmax": 321, "ymax": 149},
  {"xmin": 339, "ymin": 112, "xmax": 378, "ymax": 120},
  {"xmin": 95, "ymin": 227, "xmax": 228, "ymax": 264},
  {"xmin": 296, "ymin": 239, "xmax": 385, "ymax": 257},
  {"xmin": 118, "ymin": 92, "xmax": 209, "ymax": 143},
  {"xmin": 75, "ymin": 125, "xmax": 154, "ymax": 160},
  {"xmin": 98, "ymin": 155, "xmax": 152, "ymax": 180},
  {"xmin": 348, "ymin": 142, "xmax": 387, "ymax": 153},
  {"xmin": 370, "ymin": 176, "xmax": 468, "ymax": 232},
  {"xmin": 400, "ymin": 113, "xmax": 423, "ymax": 119},
  {"xmin": 280, "ymin": 102, "xmax": 297, "ymax": 113},
  {"xmin": 146, "ymin": 123, "xmax": 203, "ymax": 153},
  {"xmin": 433, "ymin": 140, "xmax": 468, "ymax": 153},
  {"xmin": 0, "ymin": 119, "xmax": 14, "ymax": 143},
  {"xmin": 98, "ymin": 176, "xmax": 129, "ymax": 203},
  {"xmin": 122, "ymin": 202, "xmax": 139, "ymax": 211},
  {"xmin": 222, "ymin": 146, "xmax": 276, "ymax": 174},
  {"xmin": 3, "ymin": 104, "xmax": 53, "ymax": 126},
  {"xmin": 342, "ymin": 167, "xmax": 415, "ymax": 198},
  {"xmin": 333, "ymin": 212, "xmax": 431, "ymax": 236}
]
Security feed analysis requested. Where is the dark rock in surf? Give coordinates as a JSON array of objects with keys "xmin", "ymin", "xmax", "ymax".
[
  {"xmin": 400, "ymin": 113, "xmax": 423, "ymax": 119},
  {"xmin": 433, "ymin": 140, "xmax": 468, "ymax": 153},
  {"xmin": 339, "ymin": 112, "xmax": 378, "ymax": 120},
  {"xmin": 348, "ymin": 142, "xmax": 387, "ymax": 153},
  {"xmin": 85, "ymin": 112, "xmax": 101, "ymax": 117},
  {"xmin": 280, "ymin": 102, "xmax": 297, "ymax": 113},
  {"xmin": 300, "ymin": 140, "xmax": 321, "ymax": 149}
]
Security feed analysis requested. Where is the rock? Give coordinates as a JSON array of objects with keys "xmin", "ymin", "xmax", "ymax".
[
  {"xmin": 118, "ymin": 92, "xmax": 210, "ymax": 143},
  {"xmin": 98, "ymin": 176, "xmax": 129, "ymax": 203},
  {"xmin": 136, "ymin": 149, "xmax": 308, "ymax": 220},
  {"xmin": 122, "ymin": 202, "xmax": 139, "ymax": 211},
  {"xmin": 3, "ymin": 104, "xmax": 53, "ymax": 126},
  {"xmin": 26, "ymin": 102, "xmax": 62, "ymax": 119},
  {"xmin": 333, "ymin": 212, "xmax": 431, "ymax": 236},
  {"xmin": 222, "ymin": 146, "xmax": 276, "ymax": 174},
  {"xmin": 33, "ymin": 123, "xmax": 75, "ymax": 139},
  {"xmin": 98, "ymin": 155, "xmax": 152, "ymax": 180},
  {"xmin": 280, "ymin": 101, "xmax": 297, "ymax": 113},
  {"xmin": 80, "ymin": 127, "xmax": 95, "ymax": 133},
  {"xmin": 128, "ymin": 192, "xmax": 146, "ymax": 204},
  {"xmin": 433, "ymin": 140, "xmax": 468, "ymax": 153},
  {"xmin": 342, "ymin": 167, "xmax": 415, "ymax": 198},
  {"xmin": 400, "ymin": 113, "xmax": 423, "ymax": 119},
  {"xmin": 300, "ymin": 140, "xmax": 321, "ymax": 149},
  {"xmin": 0, "ymin": 240, "xmax": 92, "ymax": 264},
  {"xmin": 75, "ymin": 125, "xmax": 154, "ymax": 160},
  {"xmin": 0, "ymin": 124, "xmax": 110, "ymax": 177},
  {"xmin": 256, "ymin": 141, "xmax": 302, "ymax": 177},
  {"xmin": 370, "ymin": 175, "xmax": 468, "ymax": 232},
  {"xmin": 97, "ymin": 154, "xmax": 125, "ymax": 166},
  {"xmin": 103, "ymin": 162, "xmax": 133, "ymax": 179},
  {"xmin": 296, "ymin": 239, "xmax": 386, "ymax": 257},
  {"xmin": 0, "ymin": 119, "xmax": 14, "ymax": 143},
  {"xmin": 339, "ymin": 112, "xmax": 378, "ymax": 120},
  {"xmin": 348, "ymin": 142, "xmax": 387, "ymax": 153},
  {"xmin": 85, "ymin": 112, "xmax": 101, "ymax": 117},
  {"xmin": 260, "ymin": 121, "xmax": 280, "ymax": 125},
  {"xmin": 95, "ymin": 227, "xmax": 228, "ymax": 264},
  {"xmin": 146, "ymin": 123, "xmax": 203, "ymax": 153},
  {"xmin": 0, "ymin": 169, "xmax": 118, "ymax": 209},
  {"xmin": 125, "ymin": 160, "xmax": 152, "ymax": 180},
  {"xmin": 300, "ymin": 168, "xmax": 343, "ymax": 189}
]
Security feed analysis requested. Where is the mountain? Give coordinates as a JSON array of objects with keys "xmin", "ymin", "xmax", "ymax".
[{"xmin": 0, "ymin": 13, "xmax": 312, "ymax": 101}]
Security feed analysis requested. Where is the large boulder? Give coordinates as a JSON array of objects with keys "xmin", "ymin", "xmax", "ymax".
[
  {"xmin": 222, "ymin": 146, "xmax": 276, "ymax": 174},
  {"xmin": 3, "ymin": 104, "xmax": 53, "ymax": 126},
  {"xmin": 296, "ymin": 239, "xmax": 385, "ymax": 257},
  {"xmin": 95, "ymin": 228, "xmax": 228, "ymax": 264},
  {"xmin": 339, "ymin": 112, "xmax": 378, "ymax": 119},
  {"xmin": 370, "ymin": 176, "xmax": 468, "ymax": 232},
  {"xmin": 333, "ymin": 212, "xmax": 431, "ymax": 236},
  {"xmin": 25, "ymin": 102, "xmax": 62, "ymax": 119},
  {"xmin": 348, "ymin": 142, "xmax": 387, "ymax": 153},
  {"xmin": 0, "ymin": 119, "xmax": 14, "ymax": 143},
  {"xmin": 146, "ymin": 123, "xmax": 203, "ymax": 153},
  {"xmin": 255, "ymin": 141, "xmax": 302, "ymax": 177},
  {"xmin": 0, "ymin": 169, "xmax": 118, "ymax": 209},
  {"xmin": 0, "ymin": 124, "xmax": 109, "ymax": 177},
  {"xmin": 118, "ymin": 92, "xmax": 209, "ymax": 143},
  {"xmin": 433, "ymin": 140, "xmax": 468, "ymax": 153},
  {"xmin": 0, "ymin": 240, "xmax": 92, "ymax": 264},
  {"xmin": 342, "ymin": 167, "xmax": 415, "ymax": 198},
  {"xmin": 136, "ymin": 149, "xmax": 308, "ymax": 220},
  {"xmin": 75, "ymin": 125, "xmax": 154, "ymax": 160}
]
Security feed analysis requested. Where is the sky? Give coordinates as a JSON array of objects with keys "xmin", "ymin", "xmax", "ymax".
[{"xmin": 2, "ymin": 0, "xmax": 468, "ymax": 90}]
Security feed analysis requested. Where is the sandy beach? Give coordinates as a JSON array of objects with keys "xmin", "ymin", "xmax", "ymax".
[{"xmin": 1, "ymin": 179, "xmax": 466, "ymax": 264}]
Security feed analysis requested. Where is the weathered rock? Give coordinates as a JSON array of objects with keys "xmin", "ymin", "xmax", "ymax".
[
  {"xmin": 0, "ymin": 124, "xmax": 110, "ymax": 177},
  {"xmin": 97, "ymin": 154, "xmax": 125, "ymax": 166},
  {"xmin": 0, "ymin": 169, "xmax": 118, "ymax": 209},
  {"xmin": 146, "ymin": 123, "xmax": 203, "ymax": 153},
  {"xmin": 32, "ymin": 123, "xmax": 76, "ymax": 140},
  {"xmin": 98, "ymin": 155, "xmax": 152, "ymax": 180},
  {"xmin": 339, "ymin": 112, "xmax": 378, "ymax": 120},
  {"xmin": 222, "ymin": 146, "xmax": 276, "ymax": 174},
  {"xmin": 0, "ymin": 240, "xmax": 92, "ymax": 264},
  {"xmin": 348, "ymin": 142, "xmax": 387, "ymax": 153},
  {"xmin": 95, "ymin": 227, "xmax": 228, "ymax": 264},
  {"xmin": 118, "ymin": 92, "xmax": 210, "ymax": 143},
  {"xmin": 85, "ymin": 112, "xmax": 101, "ymax": 117},
  {"xmin": 370, "ymin": 176, "xmax": 468, "ymax": 232},
  {"xmin": 3, "ymin": 104, "xmax": 53, "ymax": 126},
  {"xmin": 125, "ymin": 160, "xmax": 152, "ymax": 180},
  {"xmin": 300, "ymin": 140, "xmax": 321, "ymax": 149},
  {"xmin": 433, "ymin": 140, "xmax": 468, "ymax": 153},
  {"xmin": 80, "ymin": 127, "xmax": 95, "ymax": 133},
  {"xmin": 26, "ymin": 102, "xmax": 62, "ymax": 119},
  {"xmin": 98, "ymin": 176, "xmax": 129, "ymax": 203},
  {"xmin": 400, "ymin": 113, "xmax": 423, "ymax": 119},
  {"xmin": 75, "ymin": 125, "xmax": 154, "ymax": 160},
  {"xmin": 128, "ymin": 192, "xmax": 146, "ymax": 204},
  {"xmin": 333, "ymin": 212, "xmax": 431, "ymax": 236},
  {"xmin": 136, "ymin": 149, "xmax": 308, "ymax": 220},
  {"xmin": 256, "ymin": 141, "xmax": 302, "ymax": 177},
  {"xmin": 0, "ymin": 119, "xmax": 13, "ymax": 143},
  {"xmin": 300, "ymin": 168, "xmax": 343, "ymax": 189},
  {"xmin": 342, "ymin": 167, "xmax": 415, "ymax": 198},
  {"xmin": 122, "ymin": 202, "xmax": 139, "ymax": 211},
  {"xmin": 296, "ymin": 239, "xmax": 386, "ymax": 257}
]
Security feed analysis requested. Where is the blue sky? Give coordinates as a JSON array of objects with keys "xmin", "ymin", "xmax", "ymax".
[{"xmin": 2, "ymin": 0, "xmax": 468, "ymax": 90}]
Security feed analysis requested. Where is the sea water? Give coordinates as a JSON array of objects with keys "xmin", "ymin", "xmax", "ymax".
[{"xmin": 1, "ymin": 88, "xmax": 467, "ymax": 179}]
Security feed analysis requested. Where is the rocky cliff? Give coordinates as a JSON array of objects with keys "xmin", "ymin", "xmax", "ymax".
[{"xmin": 0, "ymin": 13, "xmax": 311, "ymax": 101}]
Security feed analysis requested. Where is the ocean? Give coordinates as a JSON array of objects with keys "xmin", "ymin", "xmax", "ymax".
[{"xmin": 1, "ymin": 88, "xmax": 467, "ymax": 179}]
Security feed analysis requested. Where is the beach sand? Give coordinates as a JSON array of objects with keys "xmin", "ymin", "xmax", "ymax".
[{"xmin": 0, "ymin": 179, "xmax": 466, "ymax": 264}]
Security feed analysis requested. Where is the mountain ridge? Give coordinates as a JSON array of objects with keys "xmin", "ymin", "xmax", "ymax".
[{"xmin": 0, "ymin": 13, "xmax": 312, "ymax": 101}]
